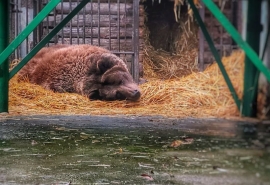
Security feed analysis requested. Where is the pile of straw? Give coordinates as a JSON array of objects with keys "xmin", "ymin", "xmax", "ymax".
[
  {"xmin": 142, "ymin": 22, "xmax": 199, "ymax": 79},
  {"xmin": 8, "ymin": 51, "xmax": 245, "ymax": 118}
]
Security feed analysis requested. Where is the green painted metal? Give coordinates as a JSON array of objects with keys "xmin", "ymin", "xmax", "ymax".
[
  {"xmin": 242, "ymin": 0, "xmax": 262, "ymax": 117},
  {"xmin": 201, "ymin": 0, "xmax": 270, "ymax": 82},
  {"xmin": 9, "ymin": 0, "xmax": 91, "ymax": 79},
  {"xmin": 187, "ymin": 0, "xmax": 241, "ymax": 110},
  {"xmin": 0, "ymin": 0, "xmax": 9, "ymax": 112},
  {"xmin": 0, "ymin": 0, "xmax": 61, "ymax": 66}
]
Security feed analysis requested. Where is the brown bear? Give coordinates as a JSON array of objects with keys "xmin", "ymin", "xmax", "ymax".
[{"xmin": 18, "ymin": 44, "xmax": 141, "ymax": 101}]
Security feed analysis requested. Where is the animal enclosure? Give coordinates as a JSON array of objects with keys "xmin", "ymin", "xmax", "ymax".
[
  {"xmin": 9, "ymin": 0, "xmax": 143, "ymax": 81},
  {"xmin": 6, "ymin": 0, "xmax": 270, "ymax": 118},
  {"xmin": 9, "ymin": 0, "xmax": 242, "ymax": 79}
]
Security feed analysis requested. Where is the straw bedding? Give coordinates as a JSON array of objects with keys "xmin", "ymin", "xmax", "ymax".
[
  {"xmin": 7, "ymin": 50, "xmax": 245, "ymax": 118},
  {"xmin": 142, "ymin": 21, "xmax": 199, "ymax": 79},
  {"xmin": 3, "ymin": 1, "xmax": 267, "ymax": 119}
]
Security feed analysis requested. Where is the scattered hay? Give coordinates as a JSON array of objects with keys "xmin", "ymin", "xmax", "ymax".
[{"xmin": 7, "ymin": 50, "xmax": 245, "ymax": 118}]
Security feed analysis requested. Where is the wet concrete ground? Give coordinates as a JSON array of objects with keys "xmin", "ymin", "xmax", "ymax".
[{"xmin": 0, "ymin": 115, "xmax": 269, "ymax": 185}]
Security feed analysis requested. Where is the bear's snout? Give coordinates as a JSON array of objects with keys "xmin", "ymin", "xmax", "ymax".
[
  {"xmin": 132, "ymin": 89, "xmax": 141, "ymax": 100},
  {"xmin": 126, "ymin": 89, "xmax": 141, "ymax": 101},
  {"xmin": 115, "ymin": 89, "xmax": 141, "ymax": 101}
]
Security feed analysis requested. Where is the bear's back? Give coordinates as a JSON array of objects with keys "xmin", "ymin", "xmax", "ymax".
[{"xmin": 18, "ymin": 44, "xmax": 111, "ymax": 92}]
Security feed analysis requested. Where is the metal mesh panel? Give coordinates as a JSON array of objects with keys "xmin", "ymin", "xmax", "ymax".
[{"xmin": 9, "ymin": 0, "xmax": 140, "ymax": 81}]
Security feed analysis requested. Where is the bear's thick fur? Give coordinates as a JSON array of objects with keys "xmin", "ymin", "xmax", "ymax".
[{"xmin": 18, "ymin": 44, "xmax": 141, "ymax": 101}]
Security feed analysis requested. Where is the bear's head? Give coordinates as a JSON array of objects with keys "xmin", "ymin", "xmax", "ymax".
[{"xmin": 88, "ymin": 53, "xmax": 141, "ymax": 101}]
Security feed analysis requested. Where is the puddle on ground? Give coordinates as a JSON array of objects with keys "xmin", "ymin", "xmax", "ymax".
[{"xmin": 0, "ymin": 117, "xmax": 269, "ymax": 185}]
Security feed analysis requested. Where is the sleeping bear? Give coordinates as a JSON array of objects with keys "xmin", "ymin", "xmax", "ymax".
[{"xmin": 18, "ymin": 44, "xmax": 141, "ymax": 101}]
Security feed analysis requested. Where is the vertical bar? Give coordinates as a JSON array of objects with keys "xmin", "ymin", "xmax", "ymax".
[
  {"xmin": 109, "ymin": 0, "xmax": 111, "ymax": 50},
  {"xmin": 15, "ymin": 0, "xmax": 19, "ymax": 58},
  {"xmin": 83, "ymin": 2, "xmax": 86, "ymax": 44},
  {"xmin": 124, "ymin": 0, "xmax": 127, "ymax": 52},
  {"xmin": 69, "ymin": 0, "xmax": 72, "ymax": 44},
  {"xmin": 77, "ymin": 0, "xmax": 80, "ymax": 44},
  {"xmin": 198, "ymin": 3, "xmax": 205, "ymax": 71},
  {"xmin": 220, "ymin": 26, "xmax": 223, "ymax": 56},
  {"xmin": 34, "ymin": 0, "xmax": 37, "ymax": 44},
  {"xmin": 26, "ymin": 0, "xmax": 29, "ymax": 53},
  {"xmin": 46, "ymin": 0, "xmax": 49, "ymax": 46},
  {"xmin": 0, "ymin": 0, "xmax": 9, "ymax": 112},
  {"xmin": 242, "ymin": 0, "xmax": 262, "ymax": 117},
  {"xmin": 90, "ymin": 0, "xmax": 93, "ymax": 45},
  {"xmin": 219, "ymin": 0, "xmax": 225, "ymax": 56},
  {"xmin": 61, "ymin": 0, "xmax": 64, "ymax": 44},
  {"xmin": 37, "ymin": 1, "xmax": 43, "ymax": 44},
  {"xmin": 18, "ymin": 0, "xmax": 22, "ymax": 58},
  {"xmin": 32, "ymin": 0, "xmax": 37, "ymax": 46},
  {"xmin": 231, "ymin": 0, "xmax": 238, "ymax": 47},
  {"xmin": 17, "ymin": 0, "xmax": 20, "ymax": 57},
  {"xmin": 117, "ymin": 0, "xmax": 120, "ymax": 51},
  {"xmin": 132, "ymin": 0, "xmax": 139, "ymax": 82},
  {"xmin": 53, "ymin": 1, "xmax": 57, "ymax": 44},
  {"xmin": 10, "ymin": 1, "xmax": 13, "ymax": 60},
  {"xmin": 266, "ymin": 2, "xmax": 270, "ymax": 118},
  {"xmin": 98, "ymin": 0, "xmax": 101, "ymax": 46},
  {"xmin": 124, "ymin": 0, "xmax": 127, "ymax": 67}
]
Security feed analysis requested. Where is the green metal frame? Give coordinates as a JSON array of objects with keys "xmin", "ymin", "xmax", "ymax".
[
  {"xmin": 9, "ymin": 0, "xmax": 91, "ymax": 79},
  {"xmin": 188, "ymin": 0, "xmax": 241, "ymax": 110},
  {"xmin": 0, "ymin": 0, "xmax": 61, "ymax": 66},
  {"xmin": 188, "ymin": 0, "xmax": 270, "ymax": 117},
  {"xmin": 196, "ymin": 0, "xmax": 270, "ymax": 81},
  {"xmin": 0, "ymin": 0, "xmax": 61, "ymax": 112},
  {"xmin": 0, "ymin": 0, "xmax": 91, "ymax": 112},
  {"xmin": 242, "ymin": 0, "xmax": 262, "ymax": 117},
  {"xmin": 0, "ymin": 0, "xmax": 9, "ymax": 112}
]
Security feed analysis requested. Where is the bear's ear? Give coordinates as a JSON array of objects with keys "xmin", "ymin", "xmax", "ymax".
[{"xmin": 97, "ymin": 56, "xmax": 116, "ymax": 74}]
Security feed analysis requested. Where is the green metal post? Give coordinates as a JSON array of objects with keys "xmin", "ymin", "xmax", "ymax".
[
  {"xmin": 242, "ymin": 0, "xmax": 262, "ymax": 117},
  {"xmin": 0, "ymin": 0, "xmax": 9, "ymax": 112}
]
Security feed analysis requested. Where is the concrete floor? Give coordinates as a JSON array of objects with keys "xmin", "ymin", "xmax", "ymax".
[{"xmin": 0, "ymin": 115, "xmax": 269, "ymax": 185}]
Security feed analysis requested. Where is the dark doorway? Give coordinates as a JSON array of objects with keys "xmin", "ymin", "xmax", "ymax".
[{"xmin": 143, "ymin": 0, "xmax": 188, "ymax": 52}]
